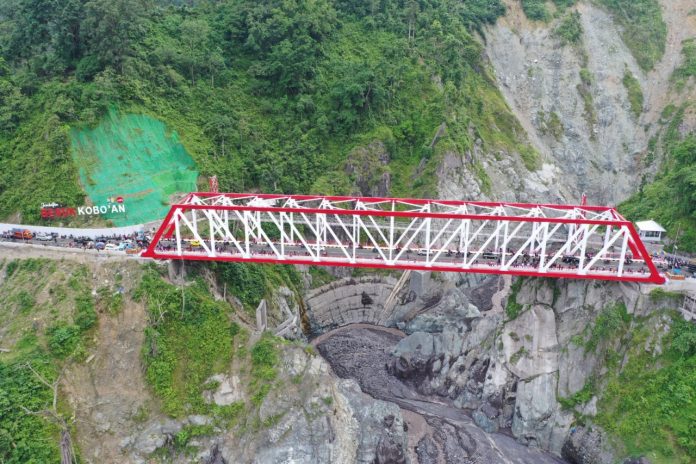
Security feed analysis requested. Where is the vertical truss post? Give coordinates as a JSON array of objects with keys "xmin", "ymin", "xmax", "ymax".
[
  {"xmin": 389, "ymin": 201, "xmax": 395, "ymax": 263},
  {"xmin": 175, "ymin": 210, "xmax": 182, "ymax": 256},
  {"xmin": 315, "ymin": 213, "xmax": 323, "ymax": 261},
  {"xmin": 209, "ymin": 212, "xmax": 216, "ymax": 257},
  {"xmin": 191, "ymin": 209, "xmax": 198, "ymax": 238},
  {"xmin": 279, "ymin": 212, "xmax": 285, "ymax": 259},
  {"xmin": 244, "ymin": 211, "xmax": 251, "ymax": 257},
  {"xmin": 501, "ymin": 221, "xmax": 509, "ymax": 263},
  {"xmin": 617, "ymin": 227, "xmax": 629, "ymax": 277},
  {"xmin": 604, "ymin": 225, "xmax": 612, "ymax": 249},
  {"xmin": 539, "ymin": 223, "xmax": 549, "ymax": 273},
  {"xmin": 578, "ymin": 224, "xmax": 589, "ymax": 273},
  {"xmin": 425, "ymin": 217, "xmax": 432, "ymax": 267},
  {"xmin": 352, "ymin": 215, "xmax": 358, "ymax": 262}
]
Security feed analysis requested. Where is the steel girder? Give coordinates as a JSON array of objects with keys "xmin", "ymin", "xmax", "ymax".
[{"xmin": 142, "ymin": 193, "xmax": 665, "ymax": 284}]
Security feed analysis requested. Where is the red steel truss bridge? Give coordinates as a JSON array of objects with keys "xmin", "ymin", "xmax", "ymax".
[{"xmin": 142, "ymin": 193, "xmax": 665, "ymax": 284}]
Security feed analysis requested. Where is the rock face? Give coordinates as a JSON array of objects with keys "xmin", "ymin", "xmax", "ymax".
[
  {"xmin": 120, "ymin": 346, "xmax": 408, "ymax": 464},
  {"xmin": 436, "ymin": 0, "xmax": 695, "ymax": 205},
  {"xmin": 561, "ymin": 425, "xmax": 618, "ymax": 464},
  {"xmin": 368, "ymin": 271, "xmax": 666, "ymax": 458},
  {"xmin": 345, "ymin": 141, "xmax": 391, "ymax": 197}
]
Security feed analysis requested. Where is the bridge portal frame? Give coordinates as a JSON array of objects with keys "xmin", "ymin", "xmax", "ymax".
[{"xmin": 142, "ymin": 193, "xmax": 665, "ymax": 284}]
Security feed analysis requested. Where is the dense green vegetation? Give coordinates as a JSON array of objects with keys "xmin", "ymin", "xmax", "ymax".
[
  {"xmin": 554, "ymin": 11, "xmax": 582, "ymax": 46},
  {"xmin": 206, "ymin": 262, "xmax": 302, "ymax": 313},
  {"xmin": 505, "ymin": 277, "xmax": 525, "ymax": 320},
  {"xmin": 0, "ymin": 0, "xmax": 542, "ymax": 224},
  {"xmin": 622, "ymin": 70, "xmax": 644, "ymax": 118},
  {"xmin": 520, "ymin": 0, "xmax": 577, "ymax": 22},
  {"xmin": 597, "ymin": 0, "xmax": 666, "ymax": 71},
  {"xmin": 0, "ymin": 259, "xmax": 103, "ymax": 463},
  {"xmin": 136, "ymin": 267, "xmax": 237, "ymax": 417},
  {"xmin": 136, "ymin": 264, "xmax": 287, "ymax": 420},
  {"xmin": 595, "ymin": 316, "xmax": 696, "ymax": 462},
  {"xmin": 521, "ymin": 0, "xmax": 550, "ymax": 21},
  {"xmin": 0, "ymin": 355, "xmax": 61, "ymax": 463},
  {"xmin": 672, "ymin": 39, "xmax": 696, "ymax": 90},
  {"xmin": 620, "ymin": 106, "xmax": 696, "ymax": 251}
]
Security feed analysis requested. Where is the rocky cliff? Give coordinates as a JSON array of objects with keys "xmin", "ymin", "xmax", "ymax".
[{"xmin": 438, "ymin": 0, "xmax": 696, "ymax": 205}]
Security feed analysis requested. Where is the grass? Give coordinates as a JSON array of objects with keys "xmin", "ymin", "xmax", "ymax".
[
  {"xmin": 505, "ymin": 277, "xmax": 525, "ymax": 320},
  {"xmin": 598, "ymin": 0, "xmax": 667, "ymax": 71},
  {"xmin": 649, "ymin": 288, "xmax": 684, "ymax": 303},
  {"xmin": 249, "ymin": 332, "xmax": 281, "ymax": 406},
  {"xmin": 308, "ymin": 266, "xmax": 336, "ymax": 288},
  {"xmin": 539, "ymin": 110, "xmax": 564, "ymax": 140},
  {"xmin": 521, "ymin": 0, "xmax": 550, "ymax": 21},
  {"xmin": 559, "ymin": 378, "xmax": 596, "ymax": 411},
  {"xmin": 619, "ymin": 106, "xmax": 696, "ymax": 252},
  {"xmin": 554, "ymin": 11, "xmax": 583, "ymax": 46},
  {"xmin": 577, "ymin": 68, "xmax": 597, "ymax": 135},
  {"xmin": 0, "ymin": 259, "xmax": 108, "ymax": 463},
  {"xmin": 622, "ymin": 70, "xmax": 644, "ymax": 117},
  {"xmin": 585, "ymin": 302, "xmax": 631, "ymax": 352},
  {"xmin": 672, "ymin": 39, "xmax": 696, "ymax": 90}
]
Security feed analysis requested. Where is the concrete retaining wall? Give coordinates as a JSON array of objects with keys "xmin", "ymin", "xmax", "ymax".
[{"xmin": 305, "ymin": 276, "xmax": 398, "ymax": 335}]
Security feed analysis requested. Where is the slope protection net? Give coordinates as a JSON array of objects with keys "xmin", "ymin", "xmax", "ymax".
[{"xmin": 71, "ymin": 111, "xmax": 198, "ymax": 226}]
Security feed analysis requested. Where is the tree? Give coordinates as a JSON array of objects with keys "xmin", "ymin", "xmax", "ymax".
[
  {"xmin": 227, "ymin": 0, "xmax": 338, "ymax": 94},
  {"xmin": 0, "ymin": 59, "xmax": 27, "ymax": 132},
  {"xmin": 180, "ymin": 18, "xmax": 210, "ymax": 86},
  {"xmin": 0, "ymin": 0, "xmax": 85, "ymax": 75},
  {"xmin": 81, "ymin": 0, "xmax": 148, "ymax": 73}
]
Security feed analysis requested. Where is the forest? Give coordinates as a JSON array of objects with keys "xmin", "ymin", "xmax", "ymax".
[{"xmin": 0, "ymin": 0, "xmax": 536, "ymax": 223}]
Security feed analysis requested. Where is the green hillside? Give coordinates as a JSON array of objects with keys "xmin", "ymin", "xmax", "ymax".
[{"xmin": 0, "ymin": 0, "xmax": 538, "ymax": 224}]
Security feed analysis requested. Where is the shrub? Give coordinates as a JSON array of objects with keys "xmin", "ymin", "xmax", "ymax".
[
  {"xmin": 521, "ymin": 0, "xmax": 550, "ymax": 21},
  {"xmin": 622, "ymin": 70, "xmax": 643, "ymax": 117},
  {"xmin": 598, "ymin": 0, "xmax": 666, "ymax": 71},
  {"xmin": 47, "ymin": 323, "xmax": 80, "ymax": 358},
  {"xmin": 74, "ymin": 294, "xmax": 97, "ymax": 331},
  {"xmin": 585, "ymin": 302, "xmax": 631, "ymax": 352},
  {"xmin": 555, "ymin": 12, "xmax": 583, "ymax": 45},
  {"xmin": 505, "ymin": 277, "xmax": 525, "ymax": 320}
]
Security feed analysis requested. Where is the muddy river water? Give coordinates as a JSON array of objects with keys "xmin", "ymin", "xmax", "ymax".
[{"xmin": 315, "ymin": 324, "xmax": 568, "ymax": 464}]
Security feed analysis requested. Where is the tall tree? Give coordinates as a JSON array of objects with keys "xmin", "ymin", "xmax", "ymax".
[
  {"xmin": 81, "ymin": 0, "xmax": 148, "ymax": 73},
  {"xmin": 180, "ymin": 18, "xmax": 210, "ymax": 86}
]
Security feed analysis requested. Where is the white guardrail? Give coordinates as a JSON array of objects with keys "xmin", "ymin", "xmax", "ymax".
[{"xmin": 0, "ymin": 222, "xmax": 145, "ymax": 240}]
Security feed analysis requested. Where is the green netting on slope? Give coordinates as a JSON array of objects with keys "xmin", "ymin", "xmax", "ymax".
[{"xmin": 71, "ymin": 111, "xmax": 198, "ymax": 226}]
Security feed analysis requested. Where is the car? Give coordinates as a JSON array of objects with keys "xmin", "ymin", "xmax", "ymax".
[
  {"xmin": 562, "ymin": 256, "xmax": 580, "ymax": 264},
  {"xmin": 104, "ymin": 243, "xmax": 119, "ymax": 251},
  {"xmin": 35, "ymin": 232, "xmax": 53, "ymax": 241},
  {"xmin": 118, "ymin": 242, "xmax": 135, "ymax": 251},
  {"xmin": 11, "ymin": 228, "xmax": 32, "ymax": 240},
  {"xmin": 190, "ymin": 239, "xmax": 202, "ymax": 247},
  {"xmin": 482, "ymin": 251, "xmax": 497, "ymax": 260},
  {"xmin": 417, "ymin": 249, "xmax": 428, "ymax": 256},
  {"xmin": 95, "ymin": 242, "xmax": 106, "ymax": 250}
]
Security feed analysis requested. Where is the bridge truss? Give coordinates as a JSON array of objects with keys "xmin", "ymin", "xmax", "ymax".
[{"xmin": 142, "ymin": 193, "xmax": 665, "ymax": 284}]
